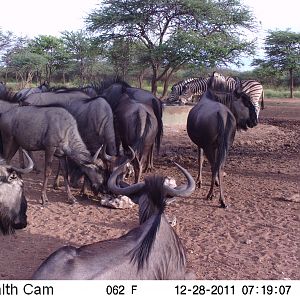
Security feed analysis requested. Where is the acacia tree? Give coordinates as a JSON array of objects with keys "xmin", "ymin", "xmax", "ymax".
[
  {"xmin": 28, "ymin": 35, "xmax": 69, "ymax": 84},
  {"xmin": 86, "ymin": 0, "xmax": 257, "ymax": 96},
  {"xmin": 61, "ymin": 30, "xmax": 102, "ymax": 85},
  {"xmin": 6, "ymin": 50, "xmax": 47, "ymax": 86},
  {"xmin": 255, "ymin": 30, "xmax": 300, "ymax": 98}
]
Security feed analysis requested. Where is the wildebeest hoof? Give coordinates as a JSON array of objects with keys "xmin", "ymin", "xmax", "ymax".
[
  {"xmin": 40, "ymin": 195, "xmax": 48, "ymax": 206},
  {"xmin": 206, "ymin": 193, "xmax": 213, "ymax": 200},
  {"xmin": 53, "ymin": 183, "xmax": 60, "ymax": 190},
  {"xmin": 220, "ymin": 201, "xmax": 228, "ymax": 209},
  {"xmin": 67, "ymin": 196, "xmax": 78, "ymax": 204}
]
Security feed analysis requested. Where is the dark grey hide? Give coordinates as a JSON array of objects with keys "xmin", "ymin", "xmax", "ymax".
[
  {"xmin": 187, "ymin": 72, "xmax": 258, "ymax": 208},
  {"xmin": 0, "ymin": 150, "xmax": 33, "ymax": 235},
  {"xmin": 21, "ymin": 90, "xmax": 117, "ymax": 192},
  {"xmin": 0, "ymin": 106, "xmax": 106, "ymax": 205},
  {"xmin": 21, "ymin": 89, "xmax": 89, "ymax": 106},
  {"xmin": 114, "ymin": 93, "xmax": 158, "ymax": 182},
  {"xmin": 54, "ymin": 97, "xmax": 118, "ymax": 193},
  {"xmin": 98, "ymin": 80, "xmax": 163, "ymax": 156},
  {"xmin": 14, "ymin": 81, "xmax": 50, "ymax": 102},
  {"xmin": 31, "ymin": 161, "xmax": 195, "ymax": 279}
]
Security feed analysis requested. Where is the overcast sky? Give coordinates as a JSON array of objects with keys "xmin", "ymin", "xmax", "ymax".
[{"xmin": 0, "ymin": 0, "xmax": 298, "ymax": 70}]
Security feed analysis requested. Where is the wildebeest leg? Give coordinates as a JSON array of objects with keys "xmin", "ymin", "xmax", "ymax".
[
  {"xmin": 144, "ymin": 149, "xmax": 153, "ymax": 173},
  {"xmin": 196, "ymin": 147, "xmax": 204, "ymax": 188},
  {"xmin": 218, "ymin": 166, "xmax": 227, "ymax": 208},
  {"xmin": 133, "ymin": 157, "xmax": 142, "ymax": 183},
  {"xmin": 41, "ymin": 148, "xmax": 56, "ymax": 205},
  {"xmin": 147, "ymin": 145, "xmax": 154, "ymax": 172},
  {"xmin": 59, "ymin": 157, "xmax": 77, "ymax": 204},
  {"xmin": 80, "ymin": 177, "xmax": 89, "ymax": 197},
  {"xmin": 206, "ymin": 150, "xmax": 216, "ymax": 200},
  {"xmin": 53, "ymin": 160, "xmax": 61, "ymax": 189}
]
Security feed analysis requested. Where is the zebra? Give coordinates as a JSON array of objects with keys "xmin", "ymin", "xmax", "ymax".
[
  {"xmin": 179, "ymin": 77, "xmax": 209, "ymax": 104},
  {"xmin": 166, "ymin": 77, "xmax": 201, "ymax": 104},
  {"xmin": 180, "ymin": 76, "xmax": 264, "ymax": 117}
]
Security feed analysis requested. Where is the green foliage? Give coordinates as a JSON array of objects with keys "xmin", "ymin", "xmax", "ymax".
[
  {"xmin": 264, "ymin": 88, "xmax": 300, "ymax": 99},
  {"xmin": 264, "ymin": 30, "xmax": 300, "ymax": 71},
  {"xmin": 86, "ymin": 0, "xmax": 257, "ymax": 94},
  {"xmin": 252, "ymin": 29, "xmax": 300, "ymax": 98}
]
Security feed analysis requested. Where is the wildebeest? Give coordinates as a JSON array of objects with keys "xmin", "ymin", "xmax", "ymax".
[
  {"xmin": 95, "ymin": 79, "xmax": 163, "ymax": 158},
  {"xmin": 114, "ymin": 93, "xmax": 158, "ymax": 182},
  {"xmin": 0, "ymin": 106, "xmax": 106, "ymax": 204},
  {"xmin": 0, "ymin": 150, "xmax": 33, "ymax": 235},
  {"xmin": 21, "ymin": 89, "xmax": 118, "ymax": 192},
  {"xmin": 14, "ymin": 81, "xmax": 50, "ymax": 102},
  {"xmin": 31, "ymin": 158, "xmax": 195, "ymax": 279},
  {"xmin": 20, "ymin": 88, "xmax": 90, "ymax": 106},
  {"xmin": 187, "ymin": 72, "xmax": 258, "ymax": 208}
]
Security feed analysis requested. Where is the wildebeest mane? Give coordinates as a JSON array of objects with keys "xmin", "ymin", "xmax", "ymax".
[
  {"xmin": 128, "ymin": 175, "xmax": 166, "ymax": 270},
  {"xmin": 80, "ymin": 95, "xmax": 107, "ymax": 103},
  {"xmin": 0, "ymin": 88, "xmax": 18, "ymax": 103},
  {"xmin": 50, "ymin": 87, "xmax": 85, "ymax": 94},
  {"xmin": 91, "ymin": 77, "xmax": 132, "ymax": 95}
]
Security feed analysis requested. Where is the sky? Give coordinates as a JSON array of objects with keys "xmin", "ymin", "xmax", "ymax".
[{"xmin": 0, "ymin": 0, "xmax": 299, "ymax": 70}]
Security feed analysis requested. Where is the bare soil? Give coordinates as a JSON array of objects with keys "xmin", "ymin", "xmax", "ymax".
[{"xmin": 0, "ymin": 98, "xmax": 299, "ymax": 280}]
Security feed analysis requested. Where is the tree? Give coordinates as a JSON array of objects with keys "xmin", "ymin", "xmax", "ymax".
[
  {"xmin": 61, "ymin": 30, "xmax": 102, "ymax": 85},
  {"xmin": 254, "ymin": 30, "xmax": 300, "ymax": 98},
  {"xmin": 86, "ymin": 0, "xmax": 257, "ymax": 96},
  {"xmin": 7, "ymin": 50, "xmax": 47, "ymax": 86},
  {"xmin": 28, "ymin": 35, "xmax": 69, "ymax": 84}
]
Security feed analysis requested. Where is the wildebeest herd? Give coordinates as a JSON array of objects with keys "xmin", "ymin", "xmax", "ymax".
[{"xmin": 0, "ymin": 72, "xmax": 262, "ymax": 279}]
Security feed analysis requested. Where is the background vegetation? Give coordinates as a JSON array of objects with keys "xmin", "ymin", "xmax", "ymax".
[{"xmin": 0, "ymin": 0, "xmax": 299, "ymax": 98}]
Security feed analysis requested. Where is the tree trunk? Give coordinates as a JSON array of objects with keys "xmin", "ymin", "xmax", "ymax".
[
  {"xmin": 161, "ymin": 68, "xmax": 176, "ymax": 100},
  {"xmin": 138, "ymin": 69, "xmax": 146, "ymax": 88},
  {"xmin": 289, "ymin": 68, "xmax": 294, "ymax": 98},
  {"xmin": 151, "ymin": 66, "xmax": 158, "ymax": 96}
]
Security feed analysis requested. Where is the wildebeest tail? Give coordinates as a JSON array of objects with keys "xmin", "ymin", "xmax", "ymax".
[
  {"xmin": 134, "ymin": 111, "xmax": 152, "ymax": 159},
  {"xmin": 152, "ymin": 98, "xmax": 163, "ymax": 154},
  {"xmin": 261, "ymin": 89, "xmax": 264, "ymax": 110},
  {"xmin": 213, "ymin": 112, "xmax": 233, "ymax": 179}
]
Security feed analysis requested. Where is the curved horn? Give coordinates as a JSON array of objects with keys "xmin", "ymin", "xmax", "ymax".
[
  {"xmin": 108, "ymin": 147, "xmax": 144, "ymax": 196},
  {"xmin": 103, "ymin": 145, "xmax": 113, "ymax": 162},
  {"xmin": 164, "ymin": 163, "xmax": 195, "ymax": 197},
  {"xmin": 10, "ymin": 150, "xmax": 34, "ymax": 174},
  {"xmin": 92, "ymin": 145, "xmax": 103, "ymax": 163}
]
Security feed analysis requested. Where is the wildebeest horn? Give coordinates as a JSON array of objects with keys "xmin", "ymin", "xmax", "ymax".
[
  {"xmin": 101, "ymin": 144, "xmax": 113, "ymax": 162},
  {"xmin": 163, "ymin": 163, "xmax": 195, "ymax": 197},
  {"xmin": 108, "ymin": 147, "xmax": 145, "ymax": 196},
  {"xmin": 10, "ymin": 150, "xmax": 34, "ymax": 174},
  {"xmin": 92, "ymin": 146, "xmax": 103, "ymax": 163}
]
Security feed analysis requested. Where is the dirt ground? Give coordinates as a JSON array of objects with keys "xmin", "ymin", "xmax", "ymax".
[{"xmin": 0, "ymin": 98, "xmax": 299, "ymax": 280}]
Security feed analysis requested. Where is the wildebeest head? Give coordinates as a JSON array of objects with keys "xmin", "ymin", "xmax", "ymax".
[
  {"xmin": 108, "ymin": 151, "xmax": 195, "ymax": 273},
  {"xmin": 208, "ymin": 72, "xmax": 258, "ymax": 130},
  {"xmin": 232, "ymin": 80, "xmax": 258, "ymax": 130},
  {"xmin": 0, "ymin": 150, "xmax": 34, "ymax": 235},
  {"xmin": 79, "ymin": 146, "xmax": 114, "ymax": 194},
  {"xmin": 108, "ymin": 152, "xmax": 195, "ymax": 215}
]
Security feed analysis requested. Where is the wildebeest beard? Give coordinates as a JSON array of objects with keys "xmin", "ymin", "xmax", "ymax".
[{"xmin": 0, "ymin": 204, "xmax": 15, "ymax": 235}]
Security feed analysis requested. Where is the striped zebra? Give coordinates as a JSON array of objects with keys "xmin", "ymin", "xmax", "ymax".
[
  {"xmin": 167, "ymin": 77, "xmax": 201, "ymax": 104},
  {"xmin": 181, "ymin": 76, "xmax": 264, "ymax": 117}
]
